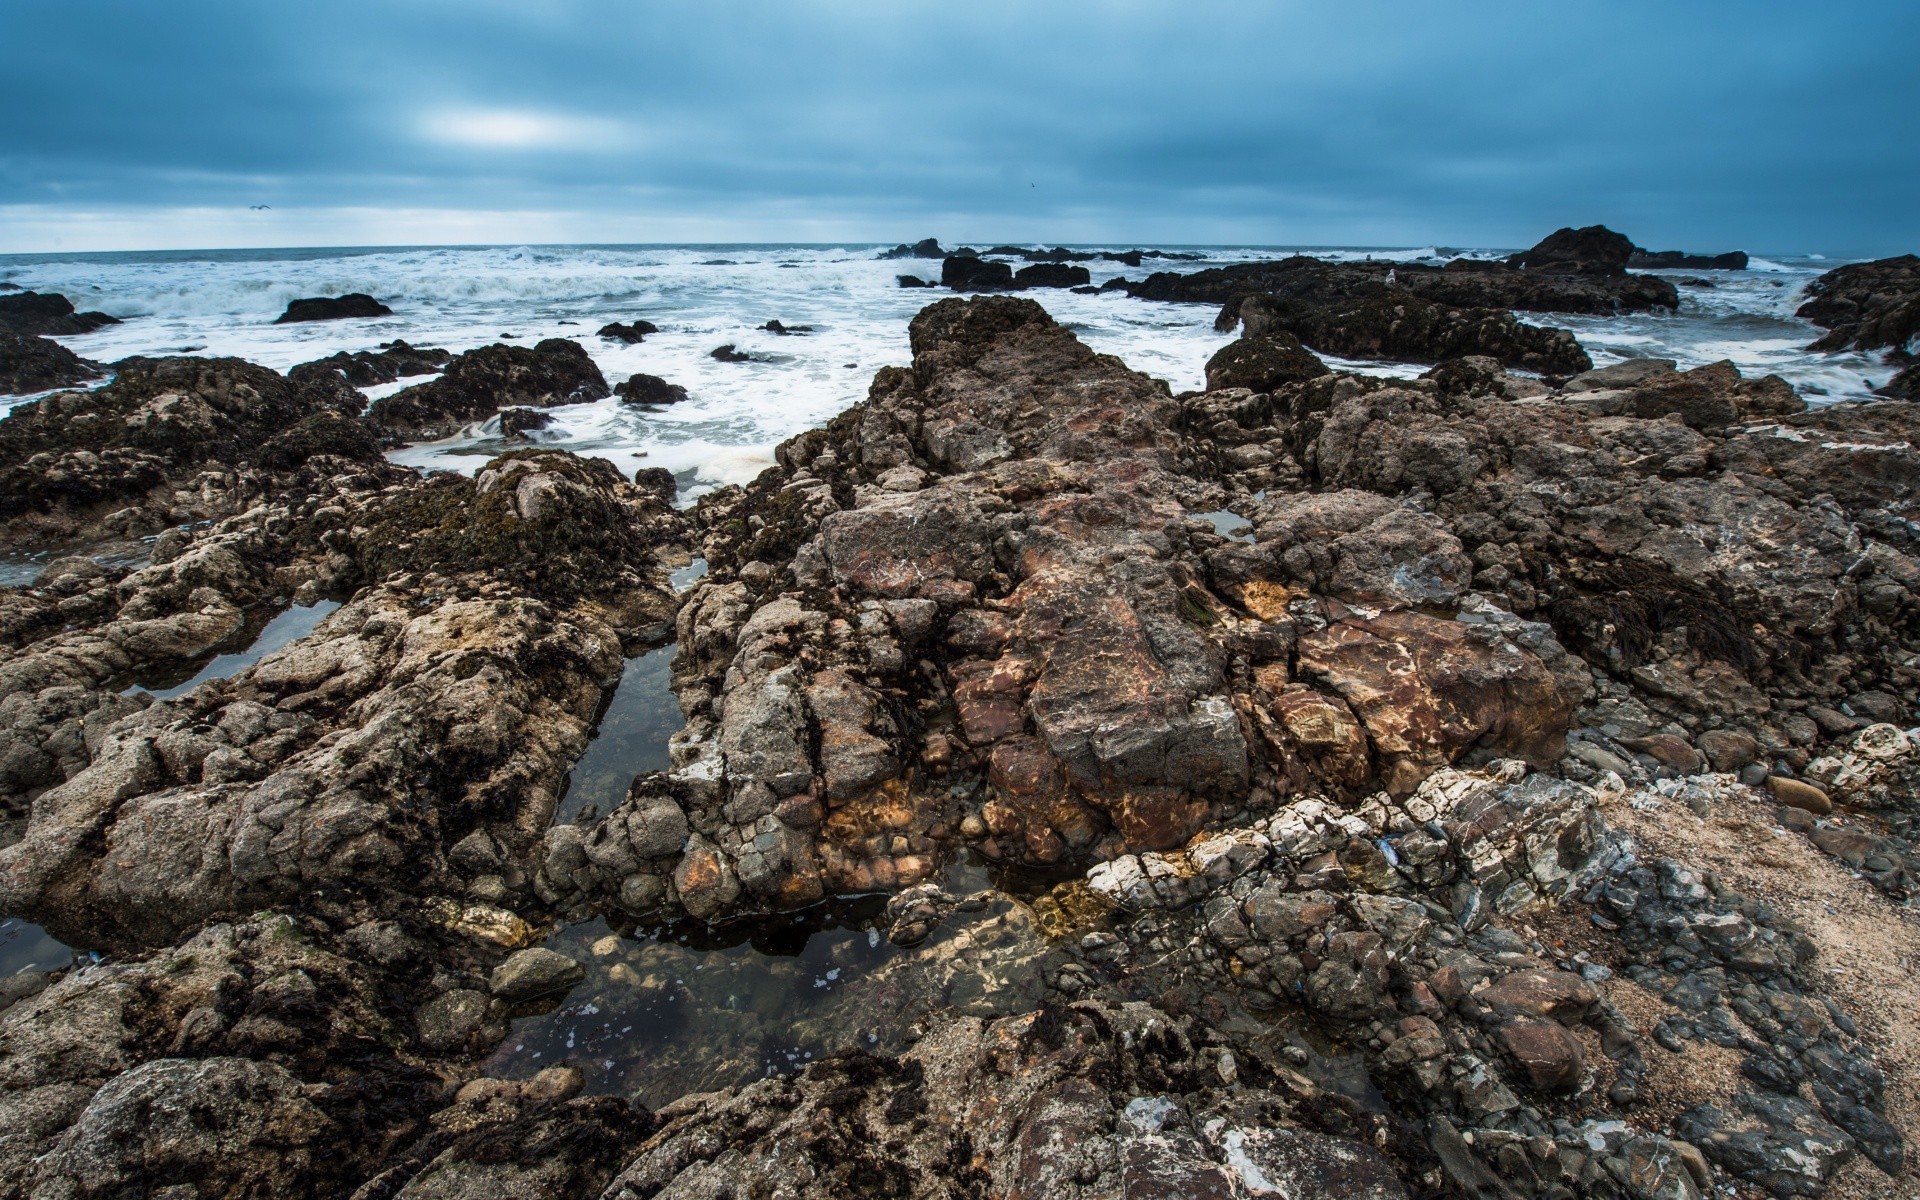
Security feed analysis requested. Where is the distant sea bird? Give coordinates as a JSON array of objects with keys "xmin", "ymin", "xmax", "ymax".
[{"xmin": 250, "ymin": 205, "xmax": 271, "ymax": 210}]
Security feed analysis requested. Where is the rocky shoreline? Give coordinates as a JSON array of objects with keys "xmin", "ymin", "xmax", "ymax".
[{"xmin": 0, "ymin": 247, "xmax": 1917, "ymax": 1198}]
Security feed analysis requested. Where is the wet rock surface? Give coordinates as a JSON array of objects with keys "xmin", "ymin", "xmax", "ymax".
[
  {"xmin": 369, "ymin": 338, "xmax": 611, "ymax": 440},
  {"xmin": 289, "ymin": 340, "xmax": 451, "ymax": 388},
  {"xmin": 3, "ymin": 288, "xmax": 1920, "ymax": 1199},
  {"xmin": 0, "ymin": 291, "xmax": 121, "ymax": 337},
  {"xmin": 1797, "ymin": 255, "xmax": 1920, "ymax": 353}
]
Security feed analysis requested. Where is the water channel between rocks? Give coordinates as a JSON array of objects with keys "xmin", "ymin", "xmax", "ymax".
[{"xmin": 125, "ymin": 598, "xmax": 343, "ymax": 700}]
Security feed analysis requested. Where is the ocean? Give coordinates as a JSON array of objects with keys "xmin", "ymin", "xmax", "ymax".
[{"xmin": 0, "ymin": 242, "xmax": 1896, "ymax": 503}]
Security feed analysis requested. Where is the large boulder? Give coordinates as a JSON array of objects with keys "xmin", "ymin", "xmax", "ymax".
[
  {"xmin": 1204, "ymin": 330, "xmax": 1330, "ymax": 391},
  {"xmin": 368, "ymin": 339, "xmax": 609, "ymax": 440},
  {"xmin": 1505, "ymin": 225, "xmax": 1636, "ymax": 275},
  {"xmin": 942, "ymin": 254, "xmax": 1017, "ymax": 291},
  {"xmin": 1629, "ymin": 248, "xmax": 1749, "ymax": 270},
  {"xmin": 0, "ymin": 332, "xmax": 103, "ymax": 396},
  {"xmin": 0, "ymin": 291, "xmax": 120, "ymax": 336},
  {"xmin": 614, "ymin": 372, "xmax": 690, "ymax": 405},
  {"xmin": 273, "ymin": 293, "xmax": 393, "ymax": 323},
  {"xmin": 1013, "ymin": 263, "xmax": 1092, "ymax": 289}
]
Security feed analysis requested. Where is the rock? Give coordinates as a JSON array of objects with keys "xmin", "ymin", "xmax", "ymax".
[
  {"xmin": 1495, "ymin": 1017, "xmax": 1586, "ymax": 1091},
  {"xmin": 416, "ymin": 989, "xmax": 495, "ymax": 1051},
  {"xmin": 1012, "ymin": 263, "xmax": 1091, "ymax": 289},
  {"xmin": 1506, "ymin": 225, "xmax": 1637, "ymax": 275},
  {"xmin": 1602, "ymin": 359, "xmax": 1805, "ymax": 431},
  {"xmin": 1234, "ymin": 290, "xmax": 1592, "ymax": 374},
  {"xmin": 497, "ymin": 407, "xmax": 552, "ymax": 439},
  {"xmin": 762, "ymin": 319, "xmax": 813, "ymax": 334},
  {"xmin": 598, "ymin": 319, "xmax": 659, "ymax": 343},
  {"xmin": 942, "ymin": 255, "xmax": 1016, "ymax": 291},
  {"xmin": 1561, "ymin": 358, "xmax": 1677, "ymax": 392},
  {"xmin": 0, "ymin": 290, "xmax": 121, "ymax": 336},
  {"xmin": 288, "ymin": 340, "xmax": 450, "ymax": 388},
  {"xmin": 1879, "ymin": 360, "xmax": 1919, "ymax": 401},
  {"xmin": 0, "ymin": 331, "xmax": 104, "ymax": 395},
  {"xmin": 1697, "ymin": 729, "xmax": 1760, "ymax": 772},
  {"xmin": 1796, "ymin": 254, "xmax": 1920, "ymax": 352},
  {"xmin": 1120, "ymin": 254, "xmax": 1677, "ymax": 316},
  {"xmin": 1764, "ymin": 774, "xmax": 1833, "ymax": 815},
  {"xmin": 897, "ymin": 275, "xmax": 934, "ymax": 288},
  {"xmin": 489, "ymin": 948, "xmax": 585, "ymax": 1003},
  {"xmin": 614, "ymin": 372, "xmax": 690, "ymax": 405},
  {"xmin": 1203, "ymin": 330, "xmax": 1330, "ymax": 392},
  {"xmin": 0, "ymin": 354, "xmax": 390, "ymax": 548},
  {"xmin": 710, "ymin": 343, "xmax": 753, "ymax": 363},
  {"xmin": 1629, "ymin": 248, "xmax": 1749, "ymax": 270},
  {"xmin": 273, "ymin": 293, "xmax": 393, "ymax": 323},
  {"xmin": 878, "ymin": 238, "xmax": 945, "ymax": 260},
  {"xmin": 368, "ymin": 339, "xmax": 609, "ymax": 440}
]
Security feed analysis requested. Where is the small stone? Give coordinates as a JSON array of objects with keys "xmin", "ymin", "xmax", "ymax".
[{"xmin": 1764, "ymin": 775, "xmax": 1833, "ymax": 815}]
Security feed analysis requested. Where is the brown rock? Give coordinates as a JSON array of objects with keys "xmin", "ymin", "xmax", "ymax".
[
  {"xmin": 1764, "ymin": 775, "xmax": 1833, "ymax": 815},
  {"xmin": 1496, "ymin": 1018, "xmax": 1586, "ymax": 1092},
  {"xmin": 1697, "ymin": 729, "xmax": 1760, "ymax": 772}
]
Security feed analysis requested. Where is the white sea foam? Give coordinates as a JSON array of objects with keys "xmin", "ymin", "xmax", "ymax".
[{"xmin": 0, "ymin": 243, "xmax": 1886, "ymax": 492}]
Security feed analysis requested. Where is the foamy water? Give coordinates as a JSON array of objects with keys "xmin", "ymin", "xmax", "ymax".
[{"xmin": 1, "ymin": 243, "xmax": 1894, "ymax": 499}]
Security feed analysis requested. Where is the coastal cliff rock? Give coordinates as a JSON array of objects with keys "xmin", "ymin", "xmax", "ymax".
[
  {"xmin": 1506, "ymin": 225, "xmax": 1637, "ymax": 274},
  {"xmin": 0, "ymin": 332, "xmax": 104, "ymax": 396},
  {"xmin": 0, "ymin": 291, "xmax": 121, "ymax": 337},
  {"xmin": 369, "ymin": 339, "xmax": 610, "ymax": 441},
  {"xmin": 1797, "ymin": 254, "xmax": 1920, "ymax": 353}
]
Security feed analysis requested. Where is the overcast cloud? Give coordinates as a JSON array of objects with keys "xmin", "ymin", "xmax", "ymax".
[{"xmin": 2, "ymin": 0, "xmax": 1913, "ymax": 253}]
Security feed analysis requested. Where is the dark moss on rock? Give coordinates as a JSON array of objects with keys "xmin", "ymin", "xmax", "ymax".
[
  {"xmin": 288, "ymin": 340, "xmax": 450, "ymax": 388},
  {"xmin": 0, "ymin": 331, "xmax": 104, "ymax": 395},
  {"xmin": 0, "ymin": 290, "xmax": 121, "ymax": 336},
  {"xmin": 353, "ymin": 450, "xmax": 656, "ymax": 600},
  {"xmin": 1204, "ymin": 330, "xmax": 1330, "ymax": 392}
]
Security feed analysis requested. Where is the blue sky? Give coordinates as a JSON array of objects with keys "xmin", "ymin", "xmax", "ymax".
[{"xmin": 2, "ymin": 0, "xmax": 1914, "ymax": 254}]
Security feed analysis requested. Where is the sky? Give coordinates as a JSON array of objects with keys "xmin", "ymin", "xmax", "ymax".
[{"xmin": 1, "ymin": 0, "xmax": 1914, "ymax": 255}]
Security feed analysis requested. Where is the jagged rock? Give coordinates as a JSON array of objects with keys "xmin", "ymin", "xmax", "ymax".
[
  {"xmin": 1120, "ymin": 252, "xmax": 1676, "ymax": 316},
  {"xmin": 0, "ymin": 354, "xmax": 385, "ymax": 548},
  {"xmin": 598, "ymin": 319, "xmax": 659, "ymax": 343},
  {"xmin": 615, "ymin": 372, "xmax": 690, "ymax": 405},
  {"xmin": 1204, "ymin": 330, "xmax": 1330, "ymax": 392},
  {"xmin": 879, "ymin": 238, "xmax": 945, "ymax": 260},
  {"xmin": 0, "ymin": 290, "xmax": 121, "ymax": 336},
  {"xmin": 1507, "ymin": 225, "xmax": 1637, "ymax": 274},
  {"xmin": 1797, "ymin": 255, "xmax": 1920, "ymax": 352},
  {"xmin": 369, "ymin": 339, "xmax": 609, "ymax": 440},
  {"xmin": 288, "ymin": 340, "xmax": 450, "ymax": 387},
  {"xmin": 943, "ymin": 255, "xmax": 1016, "ymax": 291},
  {"xmin": 1013, "ymin": 263, "xmax": 1091, "ymax": 289},
  {"xmin": 1630, "ymin": 248, "xmax": 1749, "ymax": 270},
  {"xmin": 0, "ymin": 331, "xmax": 104, "ymax": 395},
  {"xmin": 1233, "ymin": 290, "xmax": 1592, "ymax": 374},
  {"xmin": 274, "ymin": 293, "xmax": 393, "ymax": 323}
]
